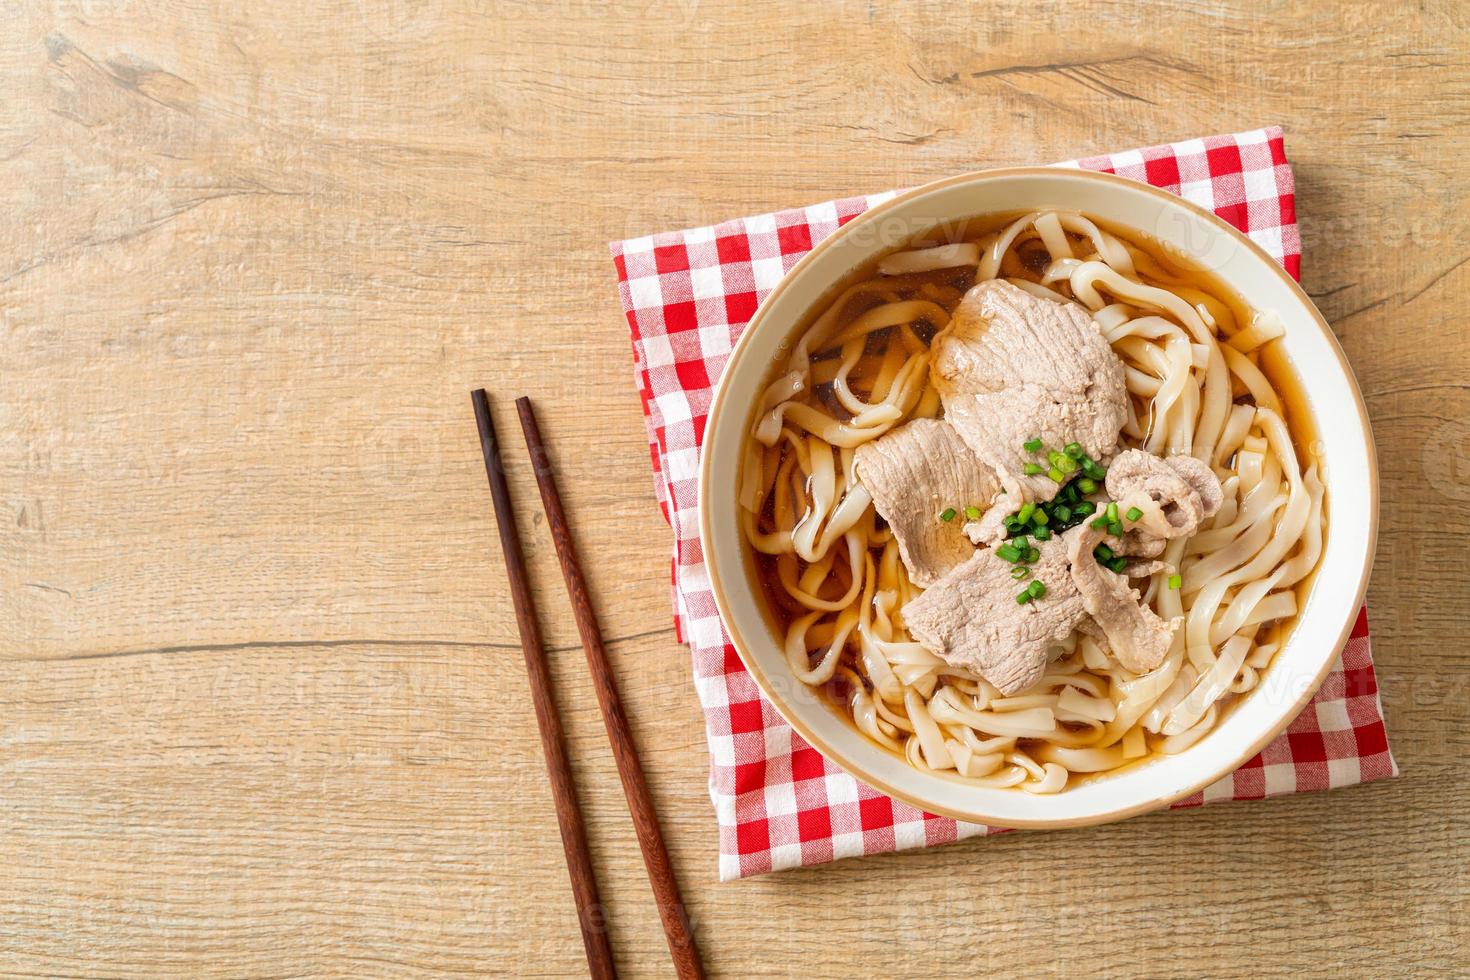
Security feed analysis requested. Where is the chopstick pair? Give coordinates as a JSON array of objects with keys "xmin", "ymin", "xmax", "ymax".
[{"xmin": 471, "ymin": 391, "xmax": 704, "ymax": 980}]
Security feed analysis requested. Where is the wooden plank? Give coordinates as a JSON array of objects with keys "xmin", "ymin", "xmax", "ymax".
[{"xmin": 2, "ymin": 0, "xmax": 1466, "ymax": 974}]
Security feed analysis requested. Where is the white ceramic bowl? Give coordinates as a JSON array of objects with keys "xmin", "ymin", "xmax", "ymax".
[{"xmin": 700, "ymin": 167, "xmax": 1377, "ymax": 828}]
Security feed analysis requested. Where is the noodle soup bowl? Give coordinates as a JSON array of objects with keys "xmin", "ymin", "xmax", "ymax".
[{"xmin": 700, "ymin": 167, "xmax": 1376, "ymax": 828}]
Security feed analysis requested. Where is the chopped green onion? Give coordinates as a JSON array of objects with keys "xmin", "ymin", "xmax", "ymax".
[
  {"xmin": 1077, "ymin": 477, "xmax": 1098, "ymax": 494},
  {"xmin": 1023, "ymin": 438, "xmax": 1043, "ymax": 454},
  {"xmin": 1047, "ymin": 451, "xmax": 1079, "ymax": 475},
  {"xmin": 1017, "ymin": 502, "xmax": 1036, "ymax": 524},
  {"xmin": 1053, "ymin": 504, "xmax": 1072, "ymax": 522},
  {"xmin": 939, "ymin": 507, "xmax": 957, "ymax": 522},
  {"xmin": 1047, "ymin": 467, "xmax": 1065, "ymax": 482},
  {"xmin": 1094, "ymin": 544, "xmax": 1114, "ymax": 562},
  {"xmin": 1107, "ymin": 556, "xmax": 1129, "ymax": 574},
  {"xmin": 1011, "ymin": 566, "xmax": 1031, "ymax": 580},
  {"xmin": 1106, "ymin": 502, "xmax": 1120, "ymax": 522},
  {"xmin": 1025, "ymin": 547, "xmax": 1040, "ymax": 562},
  {"xmin": 1074, "ymin": 500, "xmax": 1096, "ymax": 517},
  {"xmin": 1022, "ymin": 462, "xmax": 1044, "ymax": 476},
  {"xmin": 1032, "ymin": 526, "xmax": 1052, "ymax": 541},
  {"xmin": 1015, "ymin": 588, "xmax": 1033, "ymax": 605},
  {"xmin": 1168, "ymin": 573, "xmax": 1183, "ymax": 590},
  {"xmin": 1083, "ymin": 458, "xmax": 1107, "ymax": 480},
  {"xmin": 1031, "ymin": 509, "xmax": 1049, "ymax": 527},
  {"xmin": 965, "ymin": 505, "xmax": 982, "ymax": 521},
  {"xmin": 1064, "ymin": 442, "xmax": 1084, "ymax": 459},
  {"xmin": 1027, "ymin": 579, "xmax": 1047, "ymax": 599},
  {"xmin": 1126, "ymin": 506, "xmax": 1143, "ymax": 522},
  {"xmin": 1108, "ymin": 520, "xmax": 1124, "ymax": 537},
  {"xmin": 996, "ymin": 543, "xmax": 1021, "ymax": 563},
  {"xmin": 1089, "ymin": 515, "xmax": 1110, "ymax": 530}
]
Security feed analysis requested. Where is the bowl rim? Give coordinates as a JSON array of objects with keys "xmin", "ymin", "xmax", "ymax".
[{"xmin": 698, "ymin": 165, "xmax": 1378, "ymax": 828}]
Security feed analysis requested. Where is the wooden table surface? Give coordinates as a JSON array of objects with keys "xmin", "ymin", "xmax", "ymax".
[{"xmin": 4, "ymin": 2, "xmax": 1468, "ymax": 976}]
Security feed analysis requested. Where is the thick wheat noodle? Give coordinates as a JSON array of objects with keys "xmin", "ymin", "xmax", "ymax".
[
  {"xmin": 738, "ymin": 211, "xmax": 1325, "ymax": 793},
  {"xmin": 1067, "ymin": 260, "xmax": 1232, "ymax": 460}
]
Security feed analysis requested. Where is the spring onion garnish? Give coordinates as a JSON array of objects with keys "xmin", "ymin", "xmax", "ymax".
[
  {"xmin": 1109, "ymin": 520, "xmax": 1124, "ymax": 537},
  {"xmin": 1105, "ymin": 502, "xmax": 1120, "ymax": 522},
  {"xmin": 1025, "ymin": 546, "xmax": 1040, "ymax": 562},
  {"xmin": 1168, "ymin": 573, "xmax": 1183, "ymax": 590},
  {"xmin": 1022, "ymin": 463, "xmax": 1043, "ymax": 476},
  {"xmin": 1064, "ymin": 442, "xmax": 1084, "ymax": 459},
  {"xmin": 1089, "ymin": 515, "xmax": 1110, "ymax": 530},
  {"xmin": 1082, "ymin": 457, "xmax": 1107, "ymax": 481},
  {"xmin": 1126, "ymin": 506, "xmax": 1143, "ymax": 522},
  {"xmin": 996, "ymin": 543, "xmax": 1021, "ymax": 563},
  {"xmin": 965, "ymin": 505, "xmax": 982, "ymax": 521},
  {"xmin": 1027, "ymin": 579, "xmax": 1047, "ymax": 599},
  {"xmin": 1093, "ymin": 542, "xmax": 1131, "ymax": 572},
  {"xmin": 939, "ymin": 507, "xmax": 956, "ymax": 522},
  {"xmin": 1016, "ymin": 587, "xmax": 1033, "ymax": 605},
  {"xmin": 1032, "ymin": 526, "xmax": 1051, "ymax": 541},
  {"xmin": 1023, "ymin": 437, "xmax": 1043, "ymax": 454},
  {"xmin": 996, "ymin": 471, "xmax": 1116, "ymax": 542},
  {"xmin": 1011, "ymin": 566, "xmax": 1031, "ymax": 580}
]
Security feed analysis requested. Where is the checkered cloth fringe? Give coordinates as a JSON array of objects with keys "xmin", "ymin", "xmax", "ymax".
[{"xmin": 608, "ymin": 127, "xmax": 1396, "ymax": 880}]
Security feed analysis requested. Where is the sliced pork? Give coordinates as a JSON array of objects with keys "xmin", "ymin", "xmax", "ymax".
[
  {"xmin": 930, "ymin": 280, "xmax": 1128, "ymax": 516},
  {"xmin": 902, "ymin": 538, "xmax": 1086, "ymax": 695},
  {"xmin": 1105, "ymin": 450, "xmax": 1224, "ymax": 557},
  {"xmin": 1067, "ymin": 525, "xmax": 1177, "ymax": 672},
  {"xmin": 1120, "ymin": 558, "xmax": 1171, "ymax": 579},
  {"xmin": 1065, "ymin": 453, "xmax": 1223, "ymax": 671},
  {"xmin": 854, "ymin": 419, "xmax": 1001, "ymax": 587}
]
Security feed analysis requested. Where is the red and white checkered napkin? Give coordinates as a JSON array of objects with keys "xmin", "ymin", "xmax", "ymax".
[{"xmin": 609, "ymin": 126, "xmax": 1397, "ymax": 880}]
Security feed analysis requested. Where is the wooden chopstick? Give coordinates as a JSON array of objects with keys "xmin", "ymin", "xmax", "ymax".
[
  {"xmin": 515, "ymin": 396, "xmax": 706, "ymax": 980},
  {"xmin": 470, "ymin": 390, "xmax": 617, "ymax": 980}
]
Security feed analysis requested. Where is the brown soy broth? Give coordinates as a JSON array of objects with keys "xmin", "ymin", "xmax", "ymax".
[{"xmin": 742, "ymin": 211, "xmax": 1325, "ymax": 779}]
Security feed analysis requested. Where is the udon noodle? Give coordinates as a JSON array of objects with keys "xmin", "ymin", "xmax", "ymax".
[{"xmin": 739, "ymin": 211, "xmax": 1325, "ymax": 793}]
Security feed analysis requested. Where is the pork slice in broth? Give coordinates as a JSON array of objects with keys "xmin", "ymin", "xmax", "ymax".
[
  {"xmin": 903, "ymin": 541, "xmax": 1087, "ymax": 695},
  {"xmin": 1067, "ymin": 525, "xmax": 1178, "ymax": 673},
  {"xmin": 931, "ymin": 279, "xmax": 1128, "ymax": 536},
  {"xmin": 1105, "ymin": 449, "xmax": 1224, "ymax": 558},
  {"xmin": 853, "ymin": 419, "xmax": 1001, "ymax": 587},
  {"xmin": 1067, "ymin": 454, "xmax": 1223, "ymax": 671}
]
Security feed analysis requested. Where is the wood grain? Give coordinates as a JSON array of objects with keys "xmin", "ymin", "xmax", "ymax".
[{"xmin": 1, "ymin": 0, "xmax": 1467, "ymax": 976}]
